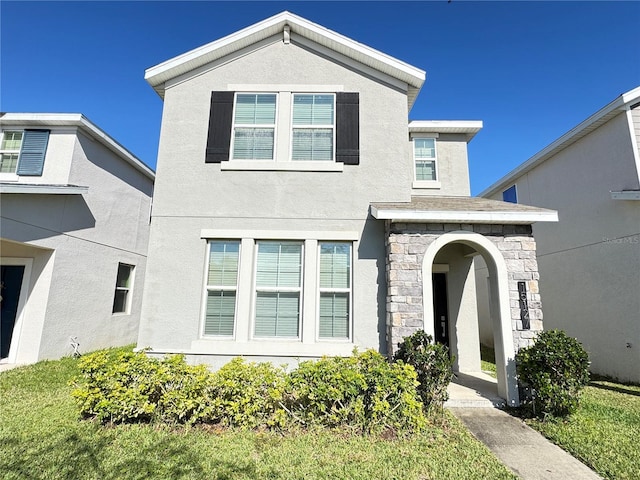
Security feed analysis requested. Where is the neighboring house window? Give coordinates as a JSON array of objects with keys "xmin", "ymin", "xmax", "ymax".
[
  {"xmin": 292, "ymin": 94, "xmax": 335, "ymax": 161},
  {"xmin": 503, "ymin": 185, "xmax": 518, "ymax": 203},
  {"xmin": 414, "ymin": 138, "xmax": 437, "ymax": 181},
  {"xmin": 204, "ymin": 241, "xmax": 240, "ymax": 336},
  {"xmin": 0, "ymin": 131, "xmax": 22, "ymax": 173},
  {"xmin": 112, "ymin": 263, "xmax": 134, "ymax": 314},
  {"xmin": 231, "ymin": 93, "xmax": 277, "ymax": 160},
  {"xmin": 0, "ymin": 129, "xmax": 50, "ymax": 176},
  {"xmin": 318, "ymin": 242, "xmax": 351, "ymax": 339},
  {"xmin": 254, "ymin": 241, "xmax": 303, "ymax": 338}
]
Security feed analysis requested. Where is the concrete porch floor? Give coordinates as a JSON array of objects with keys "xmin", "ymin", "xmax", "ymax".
[{"xmin": 445, "ymin": 371, "xmax": 506, "ymax": 408}]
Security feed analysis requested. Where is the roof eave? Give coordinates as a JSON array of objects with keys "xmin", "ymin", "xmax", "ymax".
[
  {"xmin": 480, "ymin": 86, "xmax": 640, "ymax": 197},
  {"xmin": 370, "ymin": 206, "xmax": 559, "ymax": 225}
]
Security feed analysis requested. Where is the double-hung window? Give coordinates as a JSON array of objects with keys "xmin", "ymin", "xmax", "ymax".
[
  {"xmin": 112, "ymin": 263, "xmax": 134, "ymax": 314},
  {"xmin": 318, "ymin": 242, "xmax": 351, "ymax": 339},
  {"xmin": 0, "ymin": 131, "xmax": 22, "ymax": 173},
  {"xmin": 254, "ymin": 241, "xmax": 303, "ymax": 338},
  {"xmin": 414, "ymin": 137, "xmax": 437, "ymax": 181},
  {"xmin": 292, "ymin": 94, "xmax": 335, "ymax": 161},
  {"xmin": 231, "ymin": 93, "xmax": 277, "ymax": 160},
  {"xmin": 204, "ymin": 241, "xmax": 240, "ymax": 336}
]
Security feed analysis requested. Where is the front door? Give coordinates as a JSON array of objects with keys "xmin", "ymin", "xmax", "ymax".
[
  {"xmin": 432, "ymin": 272, "xmax": 449, "ymax": 348},
  {"xmin": 1, "ymin": 265, "xmax": 25, "ymax": 359}
]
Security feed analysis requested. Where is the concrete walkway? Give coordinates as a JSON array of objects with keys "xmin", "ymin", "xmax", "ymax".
[
  {"xmin": 446, "ymin": 372, "xmax": 601, "ymax": 479},
  {"xmin": 451, "ymin": 407, "xmax": 603, "ymax": 480}
]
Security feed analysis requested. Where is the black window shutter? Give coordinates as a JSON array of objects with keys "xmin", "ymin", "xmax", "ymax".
[
  {"xmin": 336, "ymin": 92, "xmax": 359, "ymax": 165},
  {"xmin": 205, "ymin": 91, "xmax": 234, "ymax": 163},
  {"xmin": 16, "ymin": 129, "xmax": 50, "ymax": 176}
]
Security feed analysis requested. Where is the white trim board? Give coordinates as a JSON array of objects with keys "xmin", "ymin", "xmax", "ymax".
[{"xmin": 200, "ymin": 230, "xmax": 359, "ymax": 240}]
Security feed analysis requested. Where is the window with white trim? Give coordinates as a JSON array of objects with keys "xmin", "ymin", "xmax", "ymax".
[
  {"xmin": 0, "ymin": 131, "xmax": 22, "ymax": 174},
  {"xmin": 112, "ymin": 263, "xmax": 134, "ymax": 314},
  {"xmin": 318, "ymin": 242, "xmax": 351, "ymax": 339},
  {"xmin": 204, "ymin": 241, "xmax": 240, "ymax": 336},
  {"xmin": 231, "ymin": 93, "xmax": 277, "ymax": 160},
  {"xmin": 254, "ymin": 241, "xmax": 303, "ymax": 338},
  {"xmin": 292, "ymin": 94, "xmax": 335, "ymax": 161},
  {"xmin": 414, "ymin": 137, "xmax": 437, "ymax": 181},
  {"xmin": 503, "ymin": 185, "xmax": 517, "ymax": 204}
]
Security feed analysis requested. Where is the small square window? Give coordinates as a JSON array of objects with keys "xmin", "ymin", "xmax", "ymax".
[
  {"xmin": 503, "ymin": 185, "xmax": 518, "ymax": 204},
  {"xmin": 112, "ymin": 263, "xmax": 134, "ymax": 314}
]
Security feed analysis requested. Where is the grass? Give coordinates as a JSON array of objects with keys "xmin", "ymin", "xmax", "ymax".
[
  {"xmin": 479, "ymin": 344, "xmax": 496, "ymax": 377},
  {"xmin": 0, "ymin": 348, "xmax": 516, "ymax": 480},
  {"xmin": 480, "ymin": 345, "xmax": 639, "ymax": 479},
  {"xmin": 524, "ymin": 378, "xmax": 640, "ymax": 480}
]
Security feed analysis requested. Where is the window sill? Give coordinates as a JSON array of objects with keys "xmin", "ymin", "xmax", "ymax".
[
  {"xmin": 0, "ymin": 173, "xmax": 19, "ymax": 182},
  {"xmin": 221, "ymin": 160, "xmax": 344, "ymax": 172},
  {"xmin": 190, "ymin": 339, "xmax": 356, "ymax": 357},
  {"xmin": 412, "ymin": 180, "xmax": 441, "ymax": 189}
]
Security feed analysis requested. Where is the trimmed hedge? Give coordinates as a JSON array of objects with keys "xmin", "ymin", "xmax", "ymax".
[{"xmin": 72, "ymin": 349, "xmax": 426, "ymax": 433}]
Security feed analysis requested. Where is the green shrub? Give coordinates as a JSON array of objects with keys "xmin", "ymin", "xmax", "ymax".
[
  {"xmin": 392, "ymin": 330, "xmax": 454, "ymax": 411},
  {"xmin": 516, "ymin": 329, "xmax": 590, "ymax": 417},
  {"xmin": 207, "ymin": 357, "xmax": 287, "ymax": 428},
  {"xmin": 72, "ymin": 350, "xmax": 213, "ymax": 424},
  {"xmin": 284, "ymin": 350, "xmax": 426, "ymax": 433}
]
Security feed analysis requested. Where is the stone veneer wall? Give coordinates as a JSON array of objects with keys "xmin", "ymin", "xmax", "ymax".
[{"xmin": 386, "ymin": 221, "xmax": 544, "ymax": 355}]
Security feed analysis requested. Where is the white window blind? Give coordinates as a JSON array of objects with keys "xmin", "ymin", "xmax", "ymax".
[
  {"xmin": 232, "ymin": 94, "xmax": 276, "ymax": 160},
  {"xmin": 204, "ymin": 241, "xmax": 240, "ymax": 336},
  {"xmin": 254, "ymin": 242, "xmax": 302, "ymax": 337},
  {"xmin": 318, "ymin": 242, "xmax": 351, "ymax": 339},
  {"xmin": 292, "ymin": 94, "xmax": 335, "ymax": 161},
  {"xmin": 414, "ymin": 138, "xmax": 437, "ymax": 181}
]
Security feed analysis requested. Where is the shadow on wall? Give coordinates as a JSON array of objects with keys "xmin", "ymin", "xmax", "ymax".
[
  {"xmin": 1, "ymin": 195, "xmax": 96, "ymax": 243},
  {"xmin": 358, "ymin": 216, "xmax": 388, "ymax": 355}
]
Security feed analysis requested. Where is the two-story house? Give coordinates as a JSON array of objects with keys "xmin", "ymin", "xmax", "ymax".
[
  {"xmin": 478, "ymin": 87, "xmax": 640, "ymax": 383},
  {"xmin": 0, "ymin": 113, "xmax": 154, "ymax": 365},
  {"xmin": 137, "ymin": 12, "xmax": 557, "ymax": 405}
]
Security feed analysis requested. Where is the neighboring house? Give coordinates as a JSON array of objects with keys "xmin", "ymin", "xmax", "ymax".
[
  {"xmin": 137, "ymin": 12, "xmax": 557, "ymax": 405},
  {"xmin": 478, "ymin": 87, "xmax": 640, "ymax": 383},
  {"xmin": 0, "ymin": 113, "xmax": 154, "ymax": 365}
]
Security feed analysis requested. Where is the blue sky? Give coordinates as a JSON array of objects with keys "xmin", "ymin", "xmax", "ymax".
[{"xmin": 2, "ymin": 1, "xmax": 638, "ymax": 194}]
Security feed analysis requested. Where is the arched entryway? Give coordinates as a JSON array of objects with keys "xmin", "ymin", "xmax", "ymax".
[{"xmin": 421, "ymin": 232, "xmax": 518, "ymax": 405}]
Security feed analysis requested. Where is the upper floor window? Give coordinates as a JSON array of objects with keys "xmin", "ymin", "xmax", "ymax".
[
  {"xmin": 205, "ymin": 91, "xmax": 359, "ymax": 167},
  {"xmin": 414, "ymin": 137, "xmax": 437, "ymax": 181},
  {"xmin": 231, "ymin": 94, "xmax": 277, "ymax": 160},
  {"xmin": 0, "ymin": 129, "xmax": 50, "ymax": 177},
  {"xmin": 0, "ymin": 131, "xmax": 22, "ymax": 173},
  {"xmin": 503, "ymin": 185, "xmax": 517, "ymax": 203},
  {"xmin": 292, "ymin": 94, "xmax": 335, "ymax": 161}
]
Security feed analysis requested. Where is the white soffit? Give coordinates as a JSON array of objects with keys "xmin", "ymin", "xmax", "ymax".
[
  {"xmin": 0, "ymin": 113, "xmax": 155, "ymax": 179},
  {"xmin": 145, "ymin": 11, "xmax": 426, "ymax": 106},
  {"xmin": 0, "ymin": 183, "xmax": 89, "ymax": 195},
  {"xmin": 409, "ymin": 120, "xmax": 483, "ymax": 141},
  {"xmin": 370, "ymin": 207, "xmax": 558, "ymax": 224},
  {"xmin": 480, "ymin": 86, "xmax": 640, "ymax": 197}
]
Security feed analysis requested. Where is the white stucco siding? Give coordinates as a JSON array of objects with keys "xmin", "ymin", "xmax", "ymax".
[
  {"xmin": 433, "ymin": 135, "xmax": 472, "ymax": 196},
  {"xmin": 483, "ymin": 112, "xmax": 640, "ymax": 382},
  {"xmin": 151, "ymin": 39, "xmax": 412, "ymax": 220}
]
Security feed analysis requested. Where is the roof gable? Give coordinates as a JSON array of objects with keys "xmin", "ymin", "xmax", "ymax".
[{"xmin": 145, "ymin": 11, "xmax": 425, "ymax": 109}]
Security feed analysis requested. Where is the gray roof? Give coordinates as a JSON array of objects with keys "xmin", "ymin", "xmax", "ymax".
[{"xmin": 370, "ymin": 196, "xmax": 558, "ymax": 224}]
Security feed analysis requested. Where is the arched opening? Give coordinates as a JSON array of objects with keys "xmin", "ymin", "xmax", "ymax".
[{"xmin": 422, "ymin": 231, "xmax": 519, "ymax": 406}]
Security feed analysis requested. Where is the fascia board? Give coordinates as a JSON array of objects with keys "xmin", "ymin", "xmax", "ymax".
[
  {"xmin": 0, "ymin": 184, "xmax": 89, "ymax": 195},
  {"xmin": 145, "ymin": 11, "xmax": 425, "ymax": 97},
  {"xmin": 370, "ymin": 206, "xmax": 558, "ymax": 224}
]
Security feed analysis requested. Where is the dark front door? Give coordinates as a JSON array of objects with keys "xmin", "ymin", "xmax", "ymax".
[
  {"xmin": 1, "ymin": 265, "xmax": 25, "ymax": 359},
  {"xmin": 432, "ymin": 273, "xmax": 449, "ymax": 348}
]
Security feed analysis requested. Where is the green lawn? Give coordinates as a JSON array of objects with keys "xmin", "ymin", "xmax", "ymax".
[
  {"xmin": 480, "ymin": 344, "xmax": 496, "ymax": 377},
  {"xmin": 524, "ymin": 379, "xmax": 640, "ymax": 480},
  {"xmin": 0, "ymin": 349, "xmax": 516, "ymax": 480}
]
